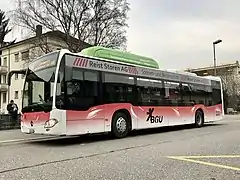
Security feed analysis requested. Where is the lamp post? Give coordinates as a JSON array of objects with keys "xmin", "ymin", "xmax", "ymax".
[{"xmin": 213, "ymin": 39, "xmax": 222, "ymax": 76}]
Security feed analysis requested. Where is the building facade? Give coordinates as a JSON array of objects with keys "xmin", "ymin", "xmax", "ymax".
[
  {"xmin": 185, "ymin": 61, "xmax": 240, "ymax": 77},
  {"xmin": 0, "ymin": 28, "xmax": 90, "ymax": 114},
  {"xmin": 185, "ymin": 61, "xmax": 240, "ymax": 93}
]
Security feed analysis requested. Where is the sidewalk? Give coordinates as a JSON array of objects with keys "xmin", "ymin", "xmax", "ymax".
[
  {"xmin": 0, "ymin": 129, "xmax": 50, "ymax": 144},
  {"xmin": 224, "ymin": 114, "xmax": 240, "ymax": 119}
]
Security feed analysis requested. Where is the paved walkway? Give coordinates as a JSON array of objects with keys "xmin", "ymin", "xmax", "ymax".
[{"xmin": 0, "ymin": 129, "xmax": 49, "ymax": 144}]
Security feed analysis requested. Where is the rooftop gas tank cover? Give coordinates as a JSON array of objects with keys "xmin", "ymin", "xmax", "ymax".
[{"xmin": 80, "ymin": 46, "xmax": 159, "ymax": 69}]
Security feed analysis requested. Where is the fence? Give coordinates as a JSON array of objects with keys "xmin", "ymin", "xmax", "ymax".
[{"xmin": 0, "ymin": 114, "xmax": 21, "ymax": 130}]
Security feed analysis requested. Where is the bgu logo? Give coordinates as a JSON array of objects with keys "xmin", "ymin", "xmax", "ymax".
[{"xmin": 146, "ymin": 108, "xmax": 163, "ymax": 123}]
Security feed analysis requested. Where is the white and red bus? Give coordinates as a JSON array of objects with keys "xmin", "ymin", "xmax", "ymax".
[{"xmin": 8, "ymin": 46, "xmax": 224, "ymax": 138}]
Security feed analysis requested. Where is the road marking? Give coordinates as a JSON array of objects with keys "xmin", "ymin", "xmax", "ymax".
[
  {"xmin": 167, "ymin": 156, "xmax": 240, "ymax": 171},
  {"xmin": 168, "ymin": 155, "xmax": 240, "ymax": 159}
]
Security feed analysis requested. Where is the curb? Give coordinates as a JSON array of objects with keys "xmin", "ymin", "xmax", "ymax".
[{"xmin": 0, "ymin": 136, "xmax": 61, "ymax": 145}]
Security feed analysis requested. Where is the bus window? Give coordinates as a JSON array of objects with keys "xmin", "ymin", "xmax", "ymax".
[
  {"xmin": 65, "ymin": 68, "xmax": 100, "ymax": 110},
  {"xmin": 180, "ymin": 83, "xmax": 192, "ymax": 106},
  {"xmin": 212, "ymin": 88, "xmax": 221, "ymax": 105},
  {"xmin": 164, "ymin": 81, "xmax": 180, "ymax": 106},
  {"xmin": 189, "ymin": 84, "xmax": 211, "ymax": 106},
  {"xmin": 137, "ymin": 78, "xmax": 165, "ymax": 106},
  {"xmin": 211, "ymin": 80, "xmax": 222, "ymax": 105},
  {"xmin": 103, "ymin": 73, "xmax": 135, "ymax": 104}
]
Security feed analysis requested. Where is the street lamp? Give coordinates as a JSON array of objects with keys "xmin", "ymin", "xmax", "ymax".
[{"xmin": 213, "ymin": 39, "xmax": 222, "ymax": 76}]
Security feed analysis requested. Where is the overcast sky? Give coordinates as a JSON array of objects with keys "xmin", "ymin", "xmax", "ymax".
[{"xmin": 1, "ymin": 0, "xmax": 240, "ymax": 70}]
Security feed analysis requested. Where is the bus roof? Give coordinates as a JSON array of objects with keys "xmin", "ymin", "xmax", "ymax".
[
  {"xmin": 80, "ymin": 46, "xmax": 160, "ymax": 69},
  {"xmin": 48, "ymin": 49, "xmax": 221, "ymax": 85}
]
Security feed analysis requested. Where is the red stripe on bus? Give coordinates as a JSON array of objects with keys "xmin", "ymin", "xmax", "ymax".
[{"xmin": 84, "ymin": 59, "xmax": 88, "ymax": 67}]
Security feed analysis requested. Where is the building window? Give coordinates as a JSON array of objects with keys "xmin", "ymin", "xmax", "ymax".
[
  {"xmin": 14, "ymin": 91, "xmax": 19, "ymax": 99},
  {"xmin": 15, "ymin": 53, "xmax": 19, "ymax": 62},
  {"xmin": 3, "ymin": 92, "xmax": 6, "ymax": 103},
  {"xmin": 15, "ymin": 74, "xmax": 18, "ymax": 80},
  {"xmin": 3, "ymin": 57, "xmax": 7, "ymax": 66},
  {"xmin": 22, "ymin": 51, "xmax": 29, "ymax": 61},
  {"xmin": 3, "ymin": 75, "xmax": 6, "ymax": 84}
]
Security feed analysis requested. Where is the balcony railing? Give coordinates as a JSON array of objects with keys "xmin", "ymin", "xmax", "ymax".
[
  {"xmin": 0, "ymin": 84, "xmax": 8, "ymax": 92},
  {"xmin": 0, "ymin": 66, "xmax": 8, "ymax": 74}
]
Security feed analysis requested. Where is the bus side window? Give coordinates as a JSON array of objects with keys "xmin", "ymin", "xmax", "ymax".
[
  {"xmin": 164, "ymin": 81, "xmax": 180, "ymax": 106},
  {"xmin": 181, "ymin": 84, "xmax": 192, "ymax": 106},
  {"xmin": 103, "ymin": 73, "xmax": 135, "ymax": 104},
  {"xmin": 66, "ymin": 68, "xmax": 100, "ymax": 111},
  {"xmin": 137, "ymin": 78, "xmax": 165, "ymax": 106}
]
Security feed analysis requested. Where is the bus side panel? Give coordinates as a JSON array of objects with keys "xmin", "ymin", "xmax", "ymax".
[
  {"xmin": 216, "ymin": 103, "xmax": 224, "ymax": 121},
  {"xmin": 205, "ymin": 104, "xmax": 223, "ymax": 122},
  {"xmin": 204, "ymin": 106, "xmax": 216, "ymax": 122},
  {"xmin": 103, "ymin": 103, "xmax": 138, "ymax": 130},
  {"xmin": 168, "ymin": 104, "xmax": 223, "ymax": 125},
  {"xmin": 170, "ymin": 106, "xmax": 195, "ymax": 126},
  {"xmin": 66, "ymin": 105, "xmax": 106, "ymax": 135},
  {"xmin": 135, "ymin": 106, "xmax": 169, "ymax": 129},
  {"xmin": 66, "ymin": 103, "xmax": 138, "ymax": 135}
]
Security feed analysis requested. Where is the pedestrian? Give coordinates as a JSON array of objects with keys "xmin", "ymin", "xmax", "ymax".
[{"xmin": 7, "ymin": 100, "xmax": 19, "ymax": 127}]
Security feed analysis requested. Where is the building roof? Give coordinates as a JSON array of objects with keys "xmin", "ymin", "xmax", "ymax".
[
  {"xmin": 186, "ymin": 61, "xmax": 239, "ymax": 72},
  {"xmin": 0, "ymin": 30, "xmax": 91, "ymax": 51}
]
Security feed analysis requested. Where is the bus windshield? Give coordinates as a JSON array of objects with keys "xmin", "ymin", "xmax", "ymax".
[{"xmin": 22, "ymin": 51, "xmax": 61, "ymax": 113}]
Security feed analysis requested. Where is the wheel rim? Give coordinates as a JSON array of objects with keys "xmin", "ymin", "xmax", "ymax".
[
  {"xmin": 196, "ymin": 113, "xmax": 202, "ymax": 125},
  {"xmin": 116, "ymin": 117, "xmax": 127, "ymax": 133}
]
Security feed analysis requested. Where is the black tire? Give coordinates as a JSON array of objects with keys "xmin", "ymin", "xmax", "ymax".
[
  {"xmin": 111, "ymin": 112, "xmax": 130, "ymax": 138},
  {"xmin": 195, "ymin": 110, "xmax": 204, "ymax": 128}
]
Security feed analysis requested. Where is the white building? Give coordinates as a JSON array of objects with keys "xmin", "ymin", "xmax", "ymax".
[{"xmin": 0, "ymin": 27, "xmax": 90, "ymax": 114}]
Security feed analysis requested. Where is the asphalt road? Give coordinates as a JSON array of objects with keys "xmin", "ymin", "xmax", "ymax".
[{"xmin": 0, "ymin": 115, "xmax": 240, "ymax": 180}]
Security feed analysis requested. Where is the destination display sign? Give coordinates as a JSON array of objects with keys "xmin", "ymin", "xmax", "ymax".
[
  {"xmin": 29, "ymin": 58, "xmax": 57, "ymax": 72},
  {"xmin": 65, "ymin": 55, "xmax": 211, "ymax": 85}
]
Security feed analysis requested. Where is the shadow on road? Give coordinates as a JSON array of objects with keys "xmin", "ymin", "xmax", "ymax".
[{"xmin": 27, "ymin": 123, "xmax": 224, "ymax": 147}]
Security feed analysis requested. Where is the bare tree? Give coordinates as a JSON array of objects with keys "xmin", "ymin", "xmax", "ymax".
[
  {"xmin": 22, "ymin": 30, "xmax": 72, "ymax": 69},
  {"xmin": 219, "ymin": 72, "xmax": 240, "ymax": 110},
  {"xmin": 14, "ymin": 0, "xmax": 129, "ymax": 51}
]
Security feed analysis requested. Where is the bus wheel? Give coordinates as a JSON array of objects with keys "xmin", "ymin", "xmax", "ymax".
[
  {"xmin": 112, "ymin": 112, "xmax": 130, "ymax": 138},
  {"xmin": 195, "ymin": 110, "xmax": 204, "ymax": 128}
]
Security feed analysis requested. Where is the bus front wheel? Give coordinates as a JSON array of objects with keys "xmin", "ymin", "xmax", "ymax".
[
  {"xmin": 111, "ymin": 112, "xmax": 130, "ymax": 138},
  {"xmin": 195, "ymin": 110, "xmax": 204, "ymax": 128}
]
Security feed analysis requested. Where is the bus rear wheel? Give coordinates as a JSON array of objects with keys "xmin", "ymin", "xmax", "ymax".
[
  {"xmin": 111, "ymin": 112, "xmax": 130, "ymax": 138},
  {"xmin": 195, "ymin": 110, "xmax": 204, "ymax": 128}
]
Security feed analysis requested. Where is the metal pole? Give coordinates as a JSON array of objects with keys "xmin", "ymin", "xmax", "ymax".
[
  {"xmin": 213, "ymin": 43, "xmax": 216, "ymax": 76},
  {"xmin": 213, "ymin": 39, "xmax": 222, "ymax": 76}
]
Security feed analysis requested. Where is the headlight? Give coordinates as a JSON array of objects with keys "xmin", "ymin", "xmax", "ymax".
[{"xmin": 44, "ymin": 119, "xmax": 58, "ymax": 128}]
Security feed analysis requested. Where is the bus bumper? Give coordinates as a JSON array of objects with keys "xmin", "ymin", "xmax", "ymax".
[{"xmin": 21, "ymin": 121, "xmax": 66, "ymax": 136}]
